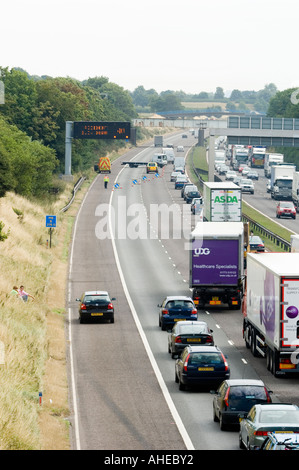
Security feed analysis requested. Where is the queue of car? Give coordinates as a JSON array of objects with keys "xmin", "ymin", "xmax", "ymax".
[{"xmin": 217, "ymin": 152, "xmax": 298, "ymax": 223}]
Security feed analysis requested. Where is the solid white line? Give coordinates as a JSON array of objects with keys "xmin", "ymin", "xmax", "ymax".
[{"xmin": 108, "ymin": 164, "xmax": 195, "ymax": 450}]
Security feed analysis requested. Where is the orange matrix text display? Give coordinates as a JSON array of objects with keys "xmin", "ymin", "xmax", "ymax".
[{"xmin": 73, "ymin": 121, "xmax": 130, "ymax": 140}]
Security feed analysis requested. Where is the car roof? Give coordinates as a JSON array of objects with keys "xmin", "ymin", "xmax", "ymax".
[
  {"xmin": 83, "ymin": 291, "xmax": 109, "ymax": 296},
  {"xmin": 176, "ymin": 320, "xmax": 207, "ymax": 326},
  {"xmin": 187, "ymin": 345, "xmax": 220, "ymax": 353},
  {"xmin": 255, "ymin": 403, "xmax": 298, "ymax": 410},
  {"xmin": 165, "ymin": 296, "xmax": 193, "ymax": 301},
  {"xmin": 223, "ymin": 379, "xmax": 265, "ymax": 387}
]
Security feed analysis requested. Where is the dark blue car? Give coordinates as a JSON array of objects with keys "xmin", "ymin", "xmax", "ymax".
[
  {"xmin": 158, "ymin": 296, "xmax": 197, "ymax": 331},
  {"xmin": 175, "ymin": 345, "xmax": 230, "ymax": 390}
]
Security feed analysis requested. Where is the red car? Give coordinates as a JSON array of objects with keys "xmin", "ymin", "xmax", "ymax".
[{"xmin": 276, "ymin": 201, "xmax": 296, "ymax": 219}]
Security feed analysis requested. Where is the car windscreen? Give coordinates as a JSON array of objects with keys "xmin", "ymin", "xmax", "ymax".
[
  {"xmin": 84, "ymin": 295, "xmax": 110, "ymax": 304},
  {"xmin": 260, "ymin": 410, "xmax": 299, "ymax": 424},
  {"xmin": 189, "ymin": 352, "xmax": 223, "ymax": 365},
  {"xmin": 167, "ymin": 300, "xmax": 194, "ymax": 309},
  {"xmin": 178, "ymin": 325, "xmax": 208, "ymax": 335}
]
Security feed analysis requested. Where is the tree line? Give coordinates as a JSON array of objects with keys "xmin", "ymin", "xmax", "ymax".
[
  {"xmin": 130, "ymin": 84, "xmax": 278, "ymax": 114},
  {"xmin": 0, "ymin": 67, "xmax": 137, "ymax": 198},
  {"xmin": 0, "ymin": 65, "xmax": 298, "ymax": 201}
]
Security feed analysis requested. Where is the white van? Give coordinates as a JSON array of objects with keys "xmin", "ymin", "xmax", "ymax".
[
  {"xmin": 174, "ymin": 156, "xmax": 185, "ymax": 171},
  {"xmin": 163, "ymin": 147, "xmax": 175, "ymax": 163},
  {"xmin": 153, "ymin": 153, "xmax": 167, "ymax": 167}
]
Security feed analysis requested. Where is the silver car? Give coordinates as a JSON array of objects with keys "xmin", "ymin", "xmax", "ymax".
[{"xmin": 239, "ymin": 403, "xmax": 299, "ymax": 450}]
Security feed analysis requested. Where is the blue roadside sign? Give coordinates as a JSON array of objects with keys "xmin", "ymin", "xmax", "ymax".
[{"xmin": 46, "ymin": 215, "xmax": 56, "ymax": 227}]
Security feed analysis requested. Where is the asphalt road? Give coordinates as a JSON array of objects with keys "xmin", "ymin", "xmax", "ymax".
[{"xmin": 68, "ymin": 133, "xmax": 299, "ymax": 451}]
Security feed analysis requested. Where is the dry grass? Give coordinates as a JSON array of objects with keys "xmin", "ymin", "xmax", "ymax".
[{"xmin": 0, "ymin": 182, "xmax": 78, "ymax": 450}]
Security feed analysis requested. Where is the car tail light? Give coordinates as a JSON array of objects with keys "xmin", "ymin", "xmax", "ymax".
[
  {"xmin": 221, "ymin": 353, "xmax": 229, "ymax": 371},
  {"xmin": 183, "ymin": 353, "xmax": 190, "ymax": 372},
  {"xmin": 191, "ymin": 309, "xmax": 197, "ymax": 315},
  {"xmin": 175, "ymin": 336, "xmax": 182, "ymax": 344},
  {"xmin": 254, "ymin": 431, "xmax": 269, "ymax": 437},
  {"xmin": 80, "ymin": 303, "xmax": 87, "ymax": 310},
  {"xmin": 162, "ymin": 308, "xmax": 168, "ymax": 315},
  {"xmin": 264, "ymin": 387, "xmax": 272, "ymax": 403},
  {"xmin": 224, "ymin": 387, "xmax": 230, "ymax": 407},
  {"xmin": 107, "ymin": 302, "xmax": 114, "ymax": 310},
  {"xmin": 206, "ymin": 335, "xmax": 213, "ymax": 343}
]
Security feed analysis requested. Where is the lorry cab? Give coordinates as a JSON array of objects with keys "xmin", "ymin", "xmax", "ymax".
[{"xmin": 153, "ymin": 153, "xmax": 167, "ymax": 167}]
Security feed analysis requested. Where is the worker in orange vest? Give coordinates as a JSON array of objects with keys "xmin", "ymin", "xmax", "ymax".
[{"xmin": 104, "ymin": 175, "xmax": 109, "ymax": 189}]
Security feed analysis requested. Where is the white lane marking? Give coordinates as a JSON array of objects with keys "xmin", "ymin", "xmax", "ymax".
[{"xmin": 108, "ymin": 164, "xmax": 195, "ymax": 451}]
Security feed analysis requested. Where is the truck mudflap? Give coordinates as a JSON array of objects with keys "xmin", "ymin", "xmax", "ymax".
[{"xmin": 192, "ymin": 287, "xmax": 242, "ymax": 310}]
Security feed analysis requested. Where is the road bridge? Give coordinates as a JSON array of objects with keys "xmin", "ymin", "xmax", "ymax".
[{"xmin": 133, "ymin": 115, "xmax": 299, "ymax": 181}]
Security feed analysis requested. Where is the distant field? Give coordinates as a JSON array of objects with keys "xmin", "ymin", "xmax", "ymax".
[{"xmin": 182, "ymin": 101, "xmax": 227, "ymax": 110}]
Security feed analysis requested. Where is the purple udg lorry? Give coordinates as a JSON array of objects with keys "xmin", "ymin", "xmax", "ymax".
[{"xmin": 189, "ymin": 222, "xmax": 244, "ymax": 309}]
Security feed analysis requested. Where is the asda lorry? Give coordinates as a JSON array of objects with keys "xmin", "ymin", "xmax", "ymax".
[
  {"xmin": 270, "ymin": 164, "xmax": 296, "ymax": 200},
  {"xmin": 242, "ymin": 252, "xmax": 299, "ymax": 376},
  {"xmin": 264, "ymin": 153, "xmax": 284, "ymax": 178},
  {"xmin": 190, "ymin": 222, "xmax": 244, "ymax": 309},
  {"xmin": 203, "ymin": 182, "xmax": 242, "ymax": 222}
]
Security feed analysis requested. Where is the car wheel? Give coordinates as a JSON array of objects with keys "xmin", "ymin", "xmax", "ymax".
[
  {"xmin": 219, "ymin": 414, "xmax": 227, "ymax": 431},
  {"xmin": 79, "ymin": 316, "xmax": 84, "ymax": 324},
  {"xmin": 239, "ymin": 433, "xmax": 245, "ymax": 449},
  {"xmin": 175, "ymin": 371, "xmax": 179, "ymax": 383},
  {"xmin": 110, "ymin": 316, "xmax": 114, "ymax": 323},
  {"xmin": 179, "ymin": 380, "xmax": 186, "ymax": 391},
  {"xmin": 213, "ymin": 405, "xmax": 219, "ymax": 422}
]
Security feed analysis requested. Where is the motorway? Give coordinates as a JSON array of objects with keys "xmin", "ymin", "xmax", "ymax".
[{"xmin": 68, "ymin": 132, "xmax": 299, "ymax": 451}]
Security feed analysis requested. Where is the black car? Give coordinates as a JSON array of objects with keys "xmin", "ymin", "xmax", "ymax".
[
  {"xmin": 158, "ymin": 296, "xmax": 197, "ymax": 331},
  {"xmin": 76, "ymin": 290, "xmax": 115, "ymax": 324},
  {"xmin": 249, "ymin": 235, "xmax": 265, "ymax": 252},
  {"xmin": 212, "ymin": 379, "xmax": 272, "ymax": 430},
  {"xmin": 168, "ymin": 321, "xmax": 214, "ymax": 358},
  {"xmin": 175, "ymin": 345, "xmax": 230, "ymax": 390},
  {"xmin": 185, "ymin": 190, "xmax": 201, "ymax": 204}
]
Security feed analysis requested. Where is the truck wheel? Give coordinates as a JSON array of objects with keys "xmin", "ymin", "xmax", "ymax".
[
  {"xmin": 250, "ymin": 330, "xmax": 258, "ymax": 357},
  {"xmin": 266, "ymin": 348, "xmax": 272, "ymax": 371},
  {"xmin": 270, "ymin": 350, "xmax": 280, "ymax": 377}
]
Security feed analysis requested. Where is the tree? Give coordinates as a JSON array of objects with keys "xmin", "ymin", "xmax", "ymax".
[
  {"xmin": 214, "ymin": 87, "xmax": 224, "ymax": 100},
  {"xmin": 267, "ymin": 88, "xmax": 299, "ymax": 118},
  {"xmin": 149, "ymin": 93, "xmax": 183, "ymax": 112},
  {"xmin": 229, "ymin": 89, "xmax": 243, "ymax": 102}
]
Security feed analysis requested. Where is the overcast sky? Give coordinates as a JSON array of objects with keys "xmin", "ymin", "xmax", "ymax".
[{"xmin": 1, "ymin": 0, "xmax": 298, "ymax": 94}]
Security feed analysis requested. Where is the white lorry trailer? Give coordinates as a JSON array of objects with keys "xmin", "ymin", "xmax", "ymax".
[
  {"xmin": 190, "ymin": 222, "xmax": 244, "ymax": 309},
  {"xmin": 242, "ymin": 252, "xmax": 299, "ymax": 376},
  {"xmin": 154, "ymin": 135, "xmax": 163, "ymax": 147},
  {"xmin": 203, "ymin": 182, "xmax": 242, "ymax": 222},
  {"xmin": 292, "ymin": 171, "xmax": 299, "ymax": 211},
  {"xmin": 264, "ymin": 153, "xmax": 284, "ymax": 178},
  {"xmin": 270, "ymin": 164, "xmax": 296, "ymax": 200}
]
